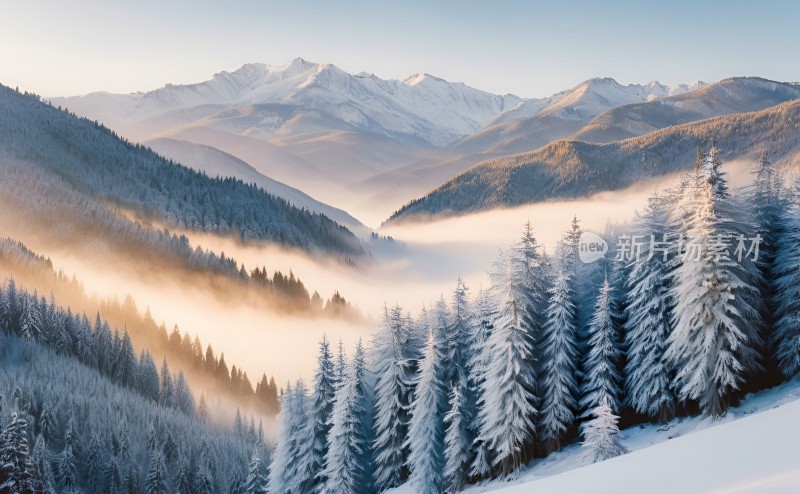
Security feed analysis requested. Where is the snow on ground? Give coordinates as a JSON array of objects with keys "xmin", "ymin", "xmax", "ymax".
[{"xmin": 390, "ymin": 378, "xmax": 800, "ymax": 494}]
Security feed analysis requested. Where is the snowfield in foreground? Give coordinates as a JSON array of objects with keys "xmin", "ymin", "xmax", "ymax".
[{"xmin": 391, "ymin": 379, "xmax": 800, "ymax": 494}]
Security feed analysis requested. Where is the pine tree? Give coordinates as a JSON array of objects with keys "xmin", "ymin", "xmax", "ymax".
[
  {"xmin": 85, "ymin": 433, "xmax": 105, "ymax": 494},
  {"xmin": 580, "ymin": 277, "xmax": 622, "ymax": 415},
  {"xmin": 18, "ymin": 293, "xmax": 42, "ymax": 341},
  {"xmin": 175, "ymin": 460, "xmax": 192, "ymax": 494},
  {"xmin": 476, "ymin": 248, "xmax": 537, "ymax": 476},
  {"xmin": 323, "ymin": 340, "xmax": 373, "ymax": 494},
  {"xmin": 774, "ymin": 177, "xmax": 800, "ymax": 376},
  {"xmin": 0, "ymin": 411, "xmax": 36, "ymax": 494},
  {"xmin": 144, "ymin": 450, "xmax": 169, "ymax": 494},
  {"xmin": 405, "ymin": 332, "xmax": 445, "ymax": 494},
  {"xmin": 286, "ymin": 379, "xmax": 314, "ymax": 494},
  {"xmin": 159, "ymin": 358, "xmax": 174, "ymax": 408},
  {"xmin": 56, "ymin": 441, "xmax": 77, "ymax": 493},
  {"xmin": 467, "ymin": 287, "xmax": 495, "ymax": 480},
  {"xmin": 137, "ymin": 351, "xmax": 160, "ymax": 402},
  {"xmin": 335, "ymin": 339, "xmax": 347, "ymax": 388},
  {"xmin": 174, "ymin": 372, "xmax": 194, "ymax": 415},
  {"xmin": 268, "ymin": 383, "xmax": 293, "ymax": 494},
  {"xmin": 0, "ymin": 277, "xmax": 18, "ymax": 334},
  {"xmin": 580, "ymin": 399, "xmax": 628, "ymax": 463},
  {"xmin": 372, "ymin": 304, "xmax": 416, "ymax": 491},
  {"xmin": 31, "ymin": 434, "xmax": 54, "ymax": 494},
  {"xmin": 244, "ymin": 450, "xmax": 269, "ymax": 494},
  {"xmin": 667, "ymin": 148, "xmax": 763, "ymax": 418},
  {"xmin": 115, "ymin": 330, "xmax": 137, "ymax": 388},
  {"xmin": 443, "ymin": 385, "xmax": 470, "ymax": 493},
  {"xmin": 308, "ymin": 336, "xmax": 336, "ymax": 493},
  {"xmin": 624, "ymin": 193, "xmax": 676, "ymax": 422},
  {"xmin": 539, "ymin": 241, "xmax": 580, "ymax": 452}
]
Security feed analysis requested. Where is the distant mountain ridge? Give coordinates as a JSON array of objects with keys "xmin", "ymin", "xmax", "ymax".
[
  {"xmin": 575, "ymin": 77, "xmax": 800, "ymax": 143},
  {"xmin": 386, "ymin": 99, "xmax": 800, "ymax": 222}
]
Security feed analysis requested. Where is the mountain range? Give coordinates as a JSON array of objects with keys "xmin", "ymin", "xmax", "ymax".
[
  {"xmin": 387, "ymin": 98, "xmax": 800, "ymax": 222},
  {"xmin": 48, "ymin": 60, "xmax": 800, "ymax": 226}
]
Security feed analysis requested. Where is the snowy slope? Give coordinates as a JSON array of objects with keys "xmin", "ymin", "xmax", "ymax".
[
  {"xmin": 52, "ymin": 58, "xmax": 522, "ymax": 147},
  {"xmin": 390, "ymin": 378, "xmax": 800, "ymax": 494}
]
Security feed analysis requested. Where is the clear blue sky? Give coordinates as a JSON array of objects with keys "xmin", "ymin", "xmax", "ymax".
[{"xmin": 1, "ymin": 0, "xmax": 797, "ymax": 98}]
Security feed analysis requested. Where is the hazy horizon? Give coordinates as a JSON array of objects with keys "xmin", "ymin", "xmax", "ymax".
[{"xmin": 2, "ymin": 0, "xmax": 799, "ymax": 98}]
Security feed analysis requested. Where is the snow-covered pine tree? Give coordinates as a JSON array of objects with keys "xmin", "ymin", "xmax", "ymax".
[
  {"xmin": 0, "ymin": 411, "xmax": 36, "ymax": 494},
  {"xmin": 467, "ymin": 286, "xmax": 495, "ymax": 480},
  {"xmin": 476, "ymin": 248, "xmax": 537, "ymax": 476},
  {"xmin": 31, "ymin": 434, "xmax": 55, "ymax": 494},
  {"xmin": 579, "ymin": 398, "xmax": 628, "ymax": 463},
  {"xmin": 18, "ymin": 292, "xmax": 42, "ymax": 341},
  {"xmin": 159, "ymin": 358, "xmax": 173, "ymax": 408},
  {"xmin": 372, "ymin": 304, "xmax": 416, "ymax": 491},
  {"xmin": 144, "ymin": 449, "xmax": 169, "ymax": 494},
  {"xmin": 750, "ymin": 151, "xmax": 789, "ymax": 383},
  {"xmin": 515, "ymin": 222, "xmax": 549, "ymax": 370},
  {"xmin": 580, "ymin": 277, "xmax": 622, "ymax": 416},
  {"xmin": 115, "ymin": 330, "xmax": 137, "ymax": 388},
  {"xmin": 443, "ymin": 384, "xmax": 470, "ymax": 493},
  {"xmin": 0, "ymin": 277, "xmax": 18, "ymax": 334},
  {"xmin": 137, "ymin": 351, "xmax": 160, "ymax": 403},
  {"xmin": 667, "ymin": 147, "xmax": 763, "ymax": 418},
  {"xmin": 443, "ymin": 278, "xmax": 480, "ymax": 475},
  {"xmin": 323, "ymin": 340, "xmax": 373, "ymax": 494},
  {"xmin": 406, "ymin": 331, "xmax": 445, "ymax": 494},
  {"xmin": 84, "ymin": 433, "xmax": 105, "ymax": 494},
  {"xmin": 268, "ymin": 382, "xmax": 293, "ymax": 494},
  {"xmin": 335, "ymin": 339, "xmax": 347, "ymax": 388},
  {"xmin": 774, "ymin": 176, "xmax": 800, "ymax": 377},
  {"xmin": 175, "ymin": 460, "xmax": 193, "ymax": 494},
  {"xmin": 56, "ymin": 418, "xmax": 79, "ymax": 494},
  {"xmin": 308, "ymin": 335, "xmax": 336, "ymax": 493},
  {"xmin": 244, "ymin": 449, "xmax": 269, "ymax": 494},
  {"xmin": 539, "ymin": 241, "xmax": 580, "ymax": 453},
  {"xmin": 624, "ymin": 193, "xmax": 676, "ymax": 422},
  {"xmin": 286, "ymin": 379, "xmax": 315, "ymax": 494}
]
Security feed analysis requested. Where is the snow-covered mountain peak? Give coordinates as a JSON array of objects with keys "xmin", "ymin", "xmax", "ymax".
[
  {"xmin": 54, "ymin": 58, "xmax": 524, "ymax": 147},
  {"xmin": 403, "ymin": 73, "xmax": 431, "ymax": 86},
  {"xmin": 491, "ymin": 76, "xmax": 709, "ymax": 125}
]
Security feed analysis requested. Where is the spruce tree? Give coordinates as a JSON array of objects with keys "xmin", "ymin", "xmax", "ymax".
[
  {"xmin": 0, "ymin": 411, "xmax": 36, "ymax": 494},
  {"xmin": 624, "ymin": 193, "xmax": 676, "ymax": 422},
  {"xmin": 144, "ymin": 450, "xmax": 169, "ymax": 494},
  {"xmin": 308, "ymin": 336, "xmax": 336, "ymax": 493},
  {"xmin": 372, "ymin": 305, "xmax": 416, "ymax": 491},
  {"xmin": 405, "ymin": 331, "xmax": 445, "ymax": 494},
  {"xmin": 539, "ymin": 241, "xmax": 580, "ymax": 452},
  {"xmin": 476, "ymin": 248, "xmax": 537, "ymax": 476},
  {"xmin": 580, "ymin": 277, "xmax": 622, "ymax": 416},
  {"xmin": 443, "ymin": 385, "xmax": 470, "ymax": 493},
  {"xmin": 580, "ymin": 399, "xmax": 628, "ymax": 463},
  {"xmin": 667, "ymin": 147, "xmax": 763, "ymax": 418},
  {"xmin": 323, "ymin": 340, "xmax": 372, "ymax": 494}
]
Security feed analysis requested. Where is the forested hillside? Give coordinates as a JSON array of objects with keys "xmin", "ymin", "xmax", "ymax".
[
  {"xmin": 387, "ymin": 99, "xmax": 800, "ymax": 222},
  {"xmin": 0, "ymin": 282, "xmax": 269, "ymax": 493},
  {"xmin": 0, "ymin": 84, "xmax": 363, "ymax": 258},
  {"xmin": 0, "ymin": 238, "xmax": 283, "ymax": 418}
]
